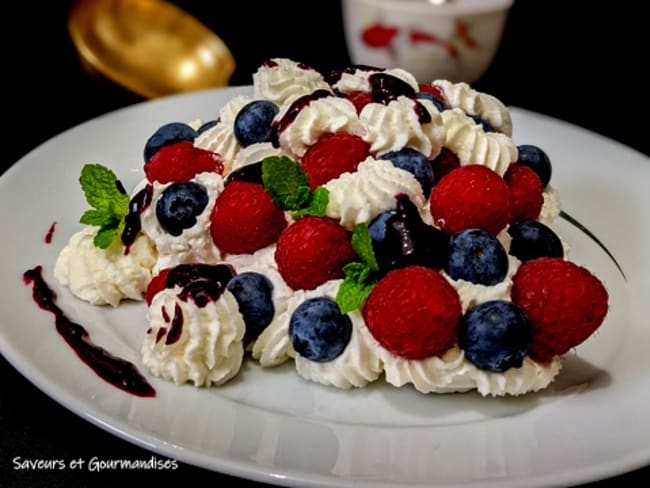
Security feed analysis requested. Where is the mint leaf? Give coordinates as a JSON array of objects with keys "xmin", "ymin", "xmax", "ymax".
[
  {"xmin": 351, "ymin": 224, "xmax": 379, "ymax": 271},
  {"xmin": 336, "ymin": 276, "xmax": 375, "ymax": 314},
  {"xmin": 292, "ymin": 187, "xmax": 330, "ymax": 219},
  {"xmin": 78, "ymin": 163, "xmax": 130, "ymax": 249},
  {"xmin": 262, "ymin": 156, "xmax": 311, "ymax": 210},
  {"xmin": 342, "ymin": 261, "xmax": 371, "ymax": 283}
]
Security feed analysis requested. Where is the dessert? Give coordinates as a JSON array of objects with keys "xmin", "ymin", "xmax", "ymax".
[{"xmin": 51, "ymin": 57, "xmax": 609, "ymax": 397}]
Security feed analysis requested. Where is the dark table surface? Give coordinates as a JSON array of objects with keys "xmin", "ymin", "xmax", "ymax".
[{"xmin": 2, "ymin": 2, "xmax": 649, "ymax": 487}]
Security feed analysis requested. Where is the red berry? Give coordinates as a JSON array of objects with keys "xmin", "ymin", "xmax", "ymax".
[
  {"xmin": 346, "ymin": 90, "xmax": 373, "ymax": 114},
  {"xmin": 145, "ymin": 268, "xmax": 171, "ymax": 305},
  {"xmin": 504, "ymin": 163, "xmax": 544, "ymax": 223},
  {"xmin": 301, "ymin": 133, "xmax": 370, "ymax": 189},
  {"xmin": 144, "ymin": 141, "xmax": 224, "ymax": 184},
  {"xmin": 511, "ymin": 257, "xmax": 609, "ymax": 361},
  {"xmin": 275, "ymin": 216, "xmax": 356, "ymax": 290},
  {"xmin": 210, "ymin": 181, "xmax": 287, "ymax": 254},
  {"xmin": 362, "ymin": 266, "xmax": 461, "ymax": 360},
  {"xmin": 430, "ymin": 165, "xmax": 511, "ymax": 235},
  {"xmin": 418, "ymin": 83, "xmax": 446, "ymax": 101}
]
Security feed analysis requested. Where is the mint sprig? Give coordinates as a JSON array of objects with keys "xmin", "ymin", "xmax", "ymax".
[
  {"xmin": 79, "ymin": 163, "xmax": 129, "ymax": 249},
  {"xmin": 336, "ymin": 223, "xmax": 380, "ymax": 313},
  {"xmin": 261, "ymin": 156, "xmax": 329, "ymax": 218}
]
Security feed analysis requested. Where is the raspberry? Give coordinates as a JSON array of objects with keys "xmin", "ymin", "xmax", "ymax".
[
  {"xmin": 144, "ymin": 141, "xmax": 224, "ymax": 184},
  {"xmin": 301, "ymin": 133, "xmax": 370, "ymax": 189},
  {"xmin": 511, "ymin": 257, "xmax": 609, "ymax": 361},
  {"xmin": 431, "ymin": 147, "xmax": 460, "ymax": 185},
  {"xmin": 362, "ymin": 266, "xmax": 461, "ymax": 360},
  {"xmin": 275, "ymin": 216, "xmax": 356, "ymax": 290},
  {"xmin": 210, "ymin": 181, "xmax": 287, "ymax": 254},
  {"xmin": 418, "ymin": 83, "xmax": 446, "ymax": 101},
  {"xmin": 145, "ymin": 268, "xmax": 171, "ymax": 305},
  {"xmin": 504, "ymin": 163, "xmax": 544, "ymax": 223},
  {"xmin": 346, "ymin": 90, "xmax": 373, "ymax": 114},
  {"xmin": 430, "ymin": 165, "xmax": 511, "ymax": 235}
]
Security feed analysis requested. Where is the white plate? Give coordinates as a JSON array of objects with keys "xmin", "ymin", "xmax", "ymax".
[{"xmin": 1, "ymin": 87, "xmax": 649, "ymax": 488}]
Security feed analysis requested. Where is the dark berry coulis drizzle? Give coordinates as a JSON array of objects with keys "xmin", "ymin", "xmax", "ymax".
[
  {"xmin": 121, "ymin": 184, "xmax": 153, "ymax": 253},
  {"xmin": 165, "ymin": 303, "xmax": 184, "ymax": 345},
  {"xmin": 271, "ymin": 89, "xmax": 331, "ymax": 147},
  {"xmin": 45, "ymin": 222, "xmax": 56, "ymax": 244},
  {"xmin": 225, "ymin": 160, "xmax": 263, "ymax": 185},
  {"xmin": 166, "ymin": 263, "xmax": 235, "ymax": 308},
  {"xmin": 367, "ymin": 73, "xmax": 431, "ymax": 122},
  {"xmin": 23, "ymin": 266, "xmax": 156, "ymax": 398},
  {"xmin": 326, "ymin": 64, "xmax": 383, "ymax": 85}
]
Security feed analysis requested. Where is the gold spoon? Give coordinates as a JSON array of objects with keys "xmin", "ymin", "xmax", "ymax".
[{"xmin": 68, "ymin": 0, "xmax": 235, "ymax": 99}]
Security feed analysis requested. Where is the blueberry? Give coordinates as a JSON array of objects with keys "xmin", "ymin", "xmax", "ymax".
[
  {"xmin": 227, "ymin": 272, "xmax": 275, "ymax": 342},
  {"xmin": 379, "ymin": 147, "xmax": 435, "ymax": 198},
  {"xmin": 144, "ymin": 122, "xmax": 198, "ymax": 161},
  {"xmin": 289, "ymin": 297, "xmax": 352, "ymax": 362},
  {"xmin": 197, "ymin": 119, "xmax": 219, "ymax": 134},
  {"xmin": 369, "ymin": 195, "xmax": 448, "ymax": 273},
  {"xmin": 156, "ymin": 181, "xmax": 209, "ymax": 236},
  {"xmin": 446, "ymin": 229, "xmax": 508, "ymax": 285},
  {"xmin": 234, "ymin": 100, "xmax": 279, "ymax": 147},
  {"xmin": 458, "ymin": 300, "xmax": 532, "ymax": 372},
  {"xmin": 517, "ymin": 144, "xmax": 552, "ymax": 187},
  {"xmin": 507, "ymin": 220, "xmax": 564, "ymax": 262},
  {"xmin": 416, "ymin": 91, "xmax": 448, "ymax": 112}
]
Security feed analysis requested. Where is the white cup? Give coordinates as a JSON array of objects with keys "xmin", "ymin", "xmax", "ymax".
[{"xmin": 341, "ymin": 0, "xmax": 514, "ymax": 84}]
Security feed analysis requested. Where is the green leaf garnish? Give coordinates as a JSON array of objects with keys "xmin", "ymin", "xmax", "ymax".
[
  {"xmin": 292, "ymin": 186, "xmax": 330, "ymax": 219},
  {"xmin": 261, "ymin": 156, "xmax": 311, "ymax": 210},
  {"xmin": 335, "ymin": 224, "xmax": 381, "ymax": 313},
  {"xmin": 78, "ymin": 163, "xmax": 129, "ymax": 249}
]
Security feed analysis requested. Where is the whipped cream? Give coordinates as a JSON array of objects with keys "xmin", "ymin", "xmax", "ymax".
[
  {"xmin": 360, "ymin": 96, "xmax": 445, "ymax": 158},
  {"xmin": 54, "ymin": 227, "xmax": 156, "ymax": 307},
  {"xmin": 253, "ymin": 58, "xmax": 331, "ymax": 107},
  {"xmin": 441, "ymin": 108, "xmax": 517, "ymax": 176},
  {"xmin": 141, "ymin": 286, "xmax": 245, "ymax": 386},
  {"xmin": 433, "ymin": 80, "xmax": 513, "ymax": 136},
  {"xmin": 324, "ymin": 156, "xmax": 426, "ymax": 230},
  {"xmin": 275, "ymin": 94, "xmax": 364, "ymax": 159},
  {"xmin": 140, "ymin": 172, "xmax": 223, "ymax": 273},
  {"xmin": 230, "ymin": 142, "xmax": 285, "ymax": 172},
  {"xmin": 194, "ymin": 95, "xmax": 250, "ymax": 172}
]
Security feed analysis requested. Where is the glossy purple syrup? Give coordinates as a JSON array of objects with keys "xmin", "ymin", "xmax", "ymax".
[
  {"xmin": 372, "ymin": 195, "xmax": 449, "ymax": 273},
  {"xmin": 121, "ymin": 184, "xmax": 153, "ymax": 252},
  {"xmin": 326, "ymin": 64, "xmax": 384, "ymax": 85},
  {"xmin": 368, "ymin": 73, "xmax": 416, "ymax": 104},
  {"xmin": 45, "ymin": 222, "xmax": 56, "ymax": 244},
  {"xmin": 165, "ymin": 263, "xmax": 235, "ymax": 308},
  {"xmin": 165, "ymin": 303, "xmax": 184, "ymax": 345},
  {"xmin": 23, "ymin": 266, "xmax": 156, "ymax": 398},
  {"xmin": 225, "ymin": 160, "xmax": 263, "ymax": 185},
  {"xmin": 271, "ymin": 89, "xmax": 331, "ymax": 147}
]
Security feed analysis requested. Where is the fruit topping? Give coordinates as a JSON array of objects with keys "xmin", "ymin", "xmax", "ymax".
[
  {"xmin": 233, "ymin": 100, "xmax": 279, "ymax": 147},
  {"xmin": 430, "ymin": 147, "xmax": 460, "ymax": 185},
  {"xmin": 430, "ymin": 165, "xmax": 511, "ymax": 235},
  {"xmin": 516, "ymin": 144, "xmax": 552, "ymax": 187},
  {"xmin": 145, "ymin": 268, "xmax": 171, "ymax": 305},
  {"xmin": 507, "ymin": 221, "xmax": 564, "ymax": 263},
  {"xmin": 363, "ymin": 266, "xmax": 461, "ymax": 360},
  {"xmin": 379, "ymin": 147, "xmax": 435, "ymax": 198},
  {"xmin": 369, "ymin": 195, "xmax": 448, "ymax": 273},
  {"xmin": 458, "ymin": 300, "xmax": 532, "ymax": 372},
  {"xmin": 511, "ymin": 257, "xmax": 609, "ymax": 361},
  {"xmin": 165, "ymin": 263, "xmax": 235, "ymax": 307},
  {"xmin": 301, "ymin": 133, "xmax": 370, "ymax": 189},
  {"xmin": 275, "ymin": 216, "xmax": 356, "ymax": 290},
  {"xmin": 226, "ymin": 272, "xmax": 275, "ymax": 343},
  {"xmin": 144, "ymin": 122, "xmax": 198, "ymax": 161},
  {"xmin": 289, "ymin": 297, "xmax": 353, "ymax": 362},
  {"xmin": 156, "ymin": 181, "xmax": 209, "ymax": 236},
  {"xmin": 210, "ymin": 181, "xmax": 287, "ymax": 254},
  {"xmin": 504, "ymin": 162, "xmax": 544, "ymax": 224},
  {"xmin": 144, "ymin": 141, "xmax": 224, "ymax": 184},
  {"xmin": 416, "ymin": 83, "xmax": 448, "ymax": 112},
  {"xmin": 445, "ymin": 229, "xmax": 508, "ymax": 285}
]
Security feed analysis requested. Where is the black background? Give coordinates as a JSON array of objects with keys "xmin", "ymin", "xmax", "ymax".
[{"xmin": 2, "ymin": 1, "xmax": 649, "ymax": 487}]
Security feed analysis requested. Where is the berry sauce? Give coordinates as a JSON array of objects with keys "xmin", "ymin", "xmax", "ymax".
[
  {"xmin": 121, "ymin": 184, "xmax": 153, "ymax": 253},
  {"xmin": 368, "ymin": 73, "xmax": 416, "ymax": 104},
  {"xmin": 45, "ymin": 222, "xmax": 56, "ymax": 244},
  {"xmin": 165, "ymin": 303, "xmax": 184, "ymax": 345},
  {"xmin": 271, "ymin": 89, "xmax": 331, "ymax": 146},
  {"xmin": 23, "ymin": 266, "xmax": 156, "ymax": 398},
  {"xmin": 225, "ymin": 160, "xmax": 263, "ymax": 185},
  {"xmin": 166, "ymin": 263, "xmax": 235, "ymax": 308}
]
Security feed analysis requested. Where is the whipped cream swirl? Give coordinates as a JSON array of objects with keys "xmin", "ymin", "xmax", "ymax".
[{"xmin": 253, "ymin": 58, "xmax": 331, "ymax": 107}]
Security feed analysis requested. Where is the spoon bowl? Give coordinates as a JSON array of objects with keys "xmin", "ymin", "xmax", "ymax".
[{"xmin": 68, "ymin": 0, "xmax": 235, "ymax": 99}]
